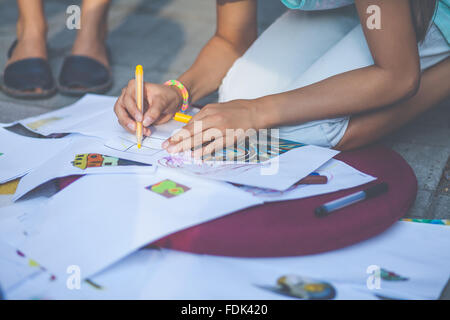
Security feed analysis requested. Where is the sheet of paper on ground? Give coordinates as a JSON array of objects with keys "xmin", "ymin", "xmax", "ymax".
[
  {"xmin": 13, "ymin": 137, "xmax": 156, "ymax": 201},
  {"xmin": 0, "ymin": 127, "xmax": 72, "ymax": 184},
  {"xmin": 0, "ymin": 240, "xmax": 43, "ymax": 292},
  {"xmin": 15, "ymin": 167, "xmax": 263, "ymax": 278},
  {"xmin": 6, "ymin": 221, "xmax": 450, "ymax": 300},
  {"xmin": 15, "ymin": 94, "xmax": 191, "ymax": 143}
]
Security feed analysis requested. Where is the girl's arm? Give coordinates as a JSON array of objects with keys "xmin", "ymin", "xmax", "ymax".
[
  {"xmin": 336, "ymin": 57, "xmax": 450, "ymax": 150},
  {"xmin": 114, "ymin": 0, "xmax": 257, "ymax": 134},
  {"xmin": 179, "ymin": 0, "xmax": 258, "ymax": 103},
  {"xmin": 258, "ymin": 0, "xmax": 421, "ymax": 128}
]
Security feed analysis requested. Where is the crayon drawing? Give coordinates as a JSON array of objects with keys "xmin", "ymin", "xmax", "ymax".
[
  {"xmin": 380, "ymin": 268, "xmax": 408, "ymax": 281},
  {"xmin": 146, "ymin": 179, "xmax": 190, "ymax": 198},
  {"xmin": 201, "ymin": 137, "xmax": 305, "ymax": 163},
  {"xmin": 158, "ymin": 154, "xmax": 257, "ymax": 176},
  {"xmin": 26, "ymin": 117, "xmax": 63, "ymax": 131},
  {"xmin": 71, "ymin": 153, "xmax": 150, "ymax": 170}
]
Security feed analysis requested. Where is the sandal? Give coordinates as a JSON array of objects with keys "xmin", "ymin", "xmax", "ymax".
[
  {"xmin": 58, "ymin": 54, "xmax": 112, "ymax": 96},
  {"xmin": 2, "ymin": 40, "xmax": 56, "ymax": 99}
]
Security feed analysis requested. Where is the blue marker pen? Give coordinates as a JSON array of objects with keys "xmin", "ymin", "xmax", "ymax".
[{"xmin": 315, "ymin": 182, "xmax": 388, "ymax": 218}]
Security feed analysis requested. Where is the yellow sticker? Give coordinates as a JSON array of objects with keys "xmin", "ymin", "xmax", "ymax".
[{"xmin": 0, "ymin": 179, "xmax": 19, "ymax": 195}]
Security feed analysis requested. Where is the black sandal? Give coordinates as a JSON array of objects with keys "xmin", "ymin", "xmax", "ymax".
[
  {"xmin": 58, "ymin": 54, "xmax": 112, "ymax": 96},
  {"xmin": 2, "ymin": 40, "xmax": 56, "ymax": 99}
]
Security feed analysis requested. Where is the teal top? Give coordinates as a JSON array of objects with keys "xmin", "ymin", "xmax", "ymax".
[
  {"xmin": 434, "ymin": 0, "xmax": 450, "ymax": 44},
  {"xmin": 281, "ymin": 0, "xmax": 450, "ymax": 45}
]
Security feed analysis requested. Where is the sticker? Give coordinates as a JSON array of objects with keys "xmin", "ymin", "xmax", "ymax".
[
  {"xmin": 146, "ymin": 179, "xmax": 190, "ymax": 198},
  {"xmin": 380, "ymin": 268, "xmax": 408, "ymax": 281},
  {"xmin": 0, "ymin": 179, "xmax": 19, "ymax": 195},
  {"xmin": 71, "ymin": 153, "xmax": 149, "ymax": 170},
  {"xmin": 257, "ymin": 274, "xmax": 336, "ymax": 300}
]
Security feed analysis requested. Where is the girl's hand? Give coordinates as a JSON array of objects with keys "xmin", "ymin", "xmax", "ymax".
[
  {"xmin": 114, "ymin": 80, "xmax": 183, "ymax": 136},
  {"xmin": 162, "ymin": 99, "xmax": 263, "ymax": 158}
]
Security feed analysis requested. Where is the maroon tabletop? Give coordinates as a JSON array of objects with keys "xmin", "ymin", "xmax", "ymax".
[{"xmin": 151, "ymin": 145, "xmax": 417, "ymax": 257}]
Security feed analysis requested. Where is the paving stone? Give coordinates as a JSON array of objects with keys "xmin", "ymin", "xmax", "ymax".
[
  {"xmin": 404, "ymin": 189, "xmax": 433, "ymax": 219},
  {"xmin": 429, "ymin": 194, "xmax": 450, "ymax": 219},
  {"xmin": 387, "ymin": 142, "xmax": 450, "ymax": 192},
  {"xmin": 0, "ymin": 100, "xmax": 49, "ymax": 123}
]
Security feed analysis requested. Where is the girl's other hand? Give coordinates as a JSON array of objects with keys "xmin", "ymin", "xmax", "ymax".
[
  {"xmin": 114, "ymin": 80, "xmax": 183, "ymax": 136},
  {"xmin": 162, "ymin": 99, "xmax": 263, "ymax": 159}
]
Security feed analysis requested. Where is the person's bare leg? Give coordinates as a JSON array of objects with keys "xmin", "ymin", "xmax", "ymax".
[
  {"xmin": 336, "ymin": 58, "xmax": 450, "ymax": 151},
  {"xmin": 7, "ymin": 0, "xmax": 47, "ymax": 65},
  {"xmin": 71, "ymin": 0, "xmax": 111, "ymax": 68}
]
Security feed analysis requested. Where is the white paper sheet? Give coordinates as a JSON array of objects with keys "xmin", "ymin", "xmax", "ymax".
[
  {"xmin": 16, "ymin": 94, "xmax": 193, "ymax": 142},
  {"xmin": 0, "ymin": 127, "xmax": 72, "ymax": 184},
  {"xmin": 125, "ymin": 222, "xmax": 450, "ymax": 300},
  {"xmin": 238, "ymin": 159, "xmax": 376, "ymax": 202},
  {"xmin": 13, "ymin": 136, "xmax": 156, "ymax": 201},
  {"xmin": 16, "ymin": 168, "xmax": 263, "ymax": 279},
  {"xmin": 16, "ymin": 94, "xmax": 114, "ymax": 136},
  {"xmin": 7, "ymin": 221, "xmax": 450, "ymax": 300},
  {"xmin": 153, "ymin": 145, "xmax": 339, "ymax": 190}
]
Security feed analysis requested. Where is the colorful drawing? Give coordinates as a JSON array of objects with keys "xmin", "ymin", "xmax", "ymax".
[
  {"xmin": 201, "ymin": 137, "xmax": 305, "ymax": 163},
  {"xmin": 158, "ymin": 154, "xmax": 255, "ymax": 175},
  {"xmin": 26, "ymin": 117, "xmax": 63, "ymax": 130},
  {"xmin": 258, "ymin": 275, "xmax": 336, "ymax": 300},
  {"xmin": 380, "ymin": 268, "xmax": 408, "ymax": 281},
  {"xmin": 0, "ymin": 152, "xmax": 3, "ymax": 156},
  {"xmin": 71, "ymin": 153, "xmax": 149, "ymax": 170},
  {"xmin": 401, "ymin": 218, "xmax": 450, "ymax": 226},
  {"xmin": 146, "ymin": 179, "xmax": 190, "ymax": 198}
]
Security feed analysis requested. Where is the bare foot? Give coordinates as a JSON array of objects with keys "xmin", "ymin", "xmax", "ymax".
[
  {"xmin": 7, "ymin": 22, "xmax": 47, "ymax": 66},
  {"xmin": 71, "ymin": 33, "xmax": 109, "ymax": 69}
]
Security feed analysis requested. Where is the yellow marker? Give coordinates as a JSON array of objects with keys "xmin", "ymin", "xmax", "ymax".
[
  {"xmin": 173, "ymin": 112, "xmax": 192, "ymax": 124},
  {"xmin": 135, "ymin": 65, "xmax": 144, "ymax": 149}
]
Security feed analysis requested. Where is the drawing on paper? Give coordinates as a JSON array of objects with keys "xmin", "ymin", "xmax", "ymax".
[
  {"xmin": 146, "ymin": 179, "xmax": 190, "ymax": 198},
  {"xmin": 257, "ymin": 274, "xmax": 336, "ymax": 300},
  {"xmin": 0, "ymin": 152, "xmax": 3, "ymax": 156},
  {"xmin": 26, "ymin": 117, "xmax": 63, "ymax": 130},
  {"xmin": 380, "ymin": 268, "xmax": 408, "ymax": 281},
  {"xmin": 201, "ymin": 137, "xmax": 305, "ymax": 163},
  {"xmin": 71, "ymin": 153, "xmax": 150, "ymax": 170},
  {"xmin": 158, "ymin": 154, "xmax": 257, "ymax": 176},
  {"xmin": 157, "ymin": 137, "xmax": 305, "ymax": 176}
]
